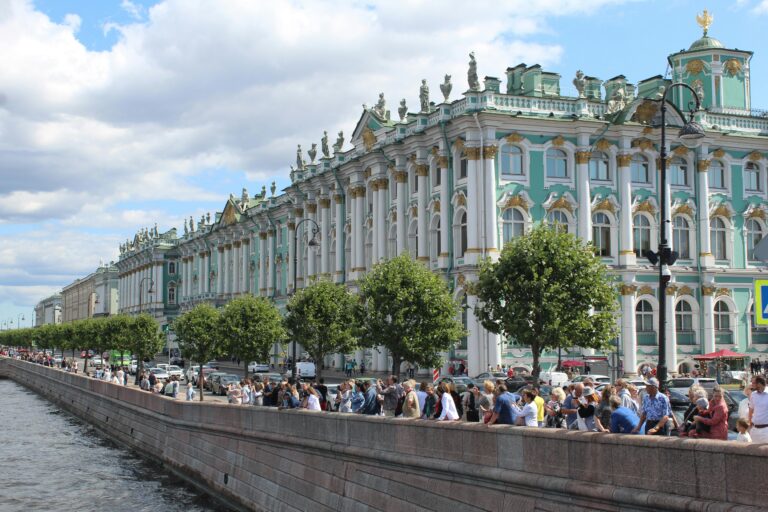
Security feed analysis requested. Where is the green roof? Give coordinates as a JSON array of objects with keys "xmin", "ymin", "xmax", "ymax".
[{"xmin": 688, "ymin": 35, "xmax": 724, "ymax": 51}]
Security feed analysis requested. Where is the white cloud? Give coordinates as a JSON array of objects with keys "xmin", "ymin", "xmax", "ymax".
[
  {"xmin": 754, "ymin": 0, "xmax": 768, "ymax": 13},
  {"xmin": 0, "ymin": 0, "xmax": 631, "ymax": 313}
]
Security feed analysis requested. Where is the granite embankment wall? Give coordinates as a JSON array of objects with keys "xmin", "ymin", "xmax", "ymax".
[{"xmin": 2, "ymin": 358, "xmax": 766, "ymax": 512}]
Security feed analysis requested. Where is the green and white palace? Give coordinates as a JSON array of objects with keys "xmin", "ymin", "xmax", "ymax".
[{"xmin": 116, "ymin": 16, "xmax": 768, "ymax": 377}]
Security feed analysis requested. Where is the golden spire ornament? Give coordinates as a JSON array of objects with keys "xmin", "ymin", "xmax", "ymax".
[{"xmin": 696, "ymin": 9, "xmax": 713, "ymax": 36}]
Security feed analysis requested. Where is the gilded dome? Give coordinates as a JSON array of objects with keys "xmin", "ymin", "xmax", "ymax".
[{"xmin": 688, "ymin": 36, "xmax": 724, "ymax": 51}]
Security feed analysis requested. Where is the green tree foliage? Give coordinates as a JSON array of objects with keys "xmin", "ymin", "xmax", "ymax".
[
  {"xmin": 356, "ymin": 253, "xmax": 465, "ymax": 376},
  {"xmin": 220, "ymin": 295, "xmax": 285, "ymax": 378},
  {"xmin": 130, "ymin": 314, "xmax": 163, "ymax": 377},
  {"xmin": 474, "ymin": 225, "xmax": 619, "ymax": 380},
  {"xmin": 284, "ymin": 281, "xmax": 357, "ymax": 380},
  {"xmin": 173, "ymin": 304, "xmax": 221, "ymax": 401}
]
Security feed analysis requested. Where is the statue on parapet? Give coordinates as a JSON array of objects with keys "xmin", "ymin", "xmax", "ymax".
[
  {"xmin": 296, "ymin": 144, "xmax": 305, "ymax": 170},
  {"xmin": 373, "ymin": 92, "xmax": 387, "ymax": 118},
  {"xmin": 419, "ymin": 79, "xmax": 430, "ymax": 112},
  {"xmin": 440, "ymin": 74, "xmax": 452, "ymax": 101},
  {"xmin": 468, "ymin": 52, "xmax": 479, "ymax": 91},
  {"xmin": 308, "ymin": 143, "xmax": 317, "ymax": 163},
  {"xmin": 333, "ymin": 131, "xmax": 344, "ymax": 153},
  {"xmin": 606, "ymin": 86, "xmax": 627, "ymax": 115},
  {"xmin": 321, "ymin": 131, "xmax": 330, "ymax": 158},
  {"xmin": 398, "ymin": 99, "xmax": 407, "ymax": 121},
  {"xmin": 573, "ymin": 70, "xmax": 586, "ymax": 99}
]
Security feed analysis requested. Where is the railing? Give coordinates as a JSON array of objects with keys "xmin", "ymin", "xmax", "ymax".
[
  {"xmin": 715, "ymin": 331, "xmax": 733, "ymax": 345},
  {"xmin": 752, "ymin": 330, "xmax": 768, "ymax": 344},
  {"xmin": 677, "ymin": 331, "xmax": 697, "ymax": 345},
  {"xmin": 637, "ymin": 331, "xmax": 657, "ymax": 346}
]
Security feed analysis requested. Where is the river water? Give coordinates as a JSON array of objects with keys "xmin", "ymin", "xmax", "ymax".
[{"xmin": 0, "ymin": 379, "xmax": 232, "ymax": 512}]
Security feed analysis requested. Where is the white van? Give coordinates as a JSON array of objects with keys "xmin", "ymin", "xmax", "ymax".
[
  {"xmin": 539, "ymin": 371, "xmax": 568, "ymax": 387},
  {"xmin": 294, "ymin": 361, "xmax": 316, "ymax": 379}
]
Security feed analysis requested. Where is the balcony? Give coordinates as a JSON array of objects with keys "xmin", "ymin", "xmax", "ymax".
[{"xmin": 637, "ymin": 331, "xmax": 657, "ymax": 346}]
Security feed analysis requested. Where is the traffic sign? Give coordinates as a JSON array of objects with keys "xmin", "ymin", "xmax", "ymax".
[
  {"xmin": 432, "ymin": 368, "xmax": 440, "ymax": 383},
  {"xmin": 755, "ymin": 280, "xmax": 768, "ymax": 326}
]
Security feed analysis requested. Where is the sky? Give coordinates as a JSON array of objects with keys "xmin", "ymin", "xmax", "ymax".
[{"xmin": 0, "ymin": 0, "xmax": 767, "ymax": 327}]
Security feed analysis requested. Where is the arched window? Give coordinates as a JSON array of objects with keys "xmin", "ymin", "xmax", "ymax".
[
  {"xmin": 388, "ymin": 224, "xmax": 397, "ymax": 259},
  {"xmin": 746, "ymin": 218, "xmax": 763, "ymax": 261},
  {"xmin": 589, "ymin": 151, "xmax": 610, "ymax": 181},
  {"xmin": 633, "ymin": 214, "xmax": 651, "ymax": 258},
  {"xmin": 501, "ymin": 145, "xmax": 523, "ymax": 177},
  {"xmin": 592, "ymin": 212, "xmax": 611, "ymax": 256},
  {"xmin": 502, "ymin": 208, "xmax": 525, "ymax": 244},
  {"xmin": 631, "ymin": 154, "xmax": 650, "ymax": 184},
  {"xmin": 429, "ymin": 216, "xmax": 440, "ymax": 264},
  {"xmin": 364, "ymin": 229, "xmax": 373, "ymax": 269},
  {"xmin": 709, "ymin": 160, "xmax": 725, "ymax": 189},
  {"xmin": 547, "ymin": 210, "xmax": 569, "ymax": 233},
  {"xmin": 670, "ymin": 157, "xmax": 688, "ymax": 186},
  {"xmin": 636, "ymin": 300, "xmax": 654, "ymax": 332},
  {"xmin": 546, "ymin": 149, "xmax": 568, "ymax": 178},
  {"xmin": 432, "ymin": 166, "xmax": 441, "ymax": 187},
  {"xmin": 675, "ymin": 301, "xmax": 693, "ymax": 332},
  {"xmin": 454, "ymin": 211, "xmax": 468, "ymax": 258},
  {"xmin": 344, "ymin": 230, "xmax": 352, "ymax": 274},
  {"xmin": 745, "ymin": 162, "xmax": 762, "ymax": 192},
  {"xmin": 714, "ymin": 301, "xmax": 731, "ymax": 331},
  {"xmin": 710, "ymin": 217, "xmax": 727, "ymax": 260},
  {"xmin": 168, "ymin": 287, "xmax": 176, "ymax": 305},
  {"xmin": 672, "ymin": 216, "xmax": 691, "ymax": 259},
  {"xmin": 168, "ymin": 262, "xmax": 176, "ymax": 275},
  {"xmin": 408, "ymin": 220, "xmax": 418, "ymax": 260}
]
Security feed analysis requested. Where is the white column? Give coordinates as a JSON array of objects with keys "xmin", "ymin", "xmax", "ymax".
[
  {"xmin": 377, "ymin": 178, "xmax": 387, "ymax": 261},
  {"xmin": 320, "ymin": 198, "xmax": 331, "ymax": 275},
  {"xmin": 335, "ymin": 194, "xmax": 345, "ymax": 281},
  {"xmin": 482, "ymin": 147, "xmax": 499, "ymax": 258},
  {"xmin": 416, "ymin": 164, "xmax": 429, "ymax": 263},
  {"xmin": 183, "ymin": 257, "xmax": 189, "ymax": 299},
  {"xmin": 576, "ymin": 150, "xmax": 592, "ymax": 242},
  {"xmin": 395, "ymin": 171, "xmax": 407, "ymax": 255},
  {"xmin": 233, "ymin": 242, "xmax": 241, "ymax": 295},
  {"xmin": 258, "ymin": 233, "xmax": 267, "ymax": 296},
  {"xmin": 465, "ymin": 148, "xmax": 480, "ymax": 265},
  {"xmin": 242, "ymin": 239, "xmax": 251, "ymax": 294},
  {"xmin": 702, "ymin": 288, "xmax": 715, "ymax": 354},
  {"xmin": 438, "ymin": 156, "xmax": 450, "ymax": 268},
  {"xmin": 287, "ymin": 221, "xmax": 296, "ymax": 292},
  {"xmin": 267, "ymin": 229, "xmax": 275, "ymax": 295},
  {"xmin": 202, "ymin": 252, "xmax": 209, "ymax": 294},
  {"xmin": 352, "ymin": 185, "xmax": 365, "ymax": 277},
  {"xmin": 665, "ymin": 288, "xmax": 677, "ymax": 373},
  {"xmin": 216, "ymin": 247, "xmax": 224, "ymax": 295},
  {"xmin": 698, "ymin": 158, "xmax": 713, "ymax": 267},
  {"xmin": 155, "ymin": 262, "xmax": 163, "ymax": 309},
  {"xmin": 618, "ymin": 154, "xmax": 636, "ymax": 266},
  {"xmin": 620, "ymin": 287, "xmax": 637, "ymax": 376},
  {"xmin": 466, "ymin": 294, "xmax": 481, "ymax": 377},
  {"xmin": 306, "ymin": 203, "xmax": 317, "ymax": 279},
  {"xmin": 371, "ymin": 184, "xmax": 379, "ymax": 263}
]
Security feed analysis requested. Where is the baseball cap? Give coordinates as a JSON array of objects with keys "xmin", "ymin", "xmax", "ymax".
[{"xmin": 645, "ymin": 377, "xmax": 659, "ymax": 388}]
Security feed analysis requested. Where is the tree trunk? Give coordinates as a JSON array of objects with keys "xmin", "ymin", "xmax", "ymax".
[
  {"xmin": 531, "ymin": 343, "xmax": 541, "ymax": 382},
  {"xmin": 244, "ymin": 359, "xmax": 248, "ymax": 379},
  {"xmin": 391, "ymin": 355, "xmax": 401, "ymax": 378},
  {"xmin": 315, "ymin": 354, "xmax": 323, "ymax": 382},
  {"xmin": 199, "ymin": 362, "xmax": 205, "ymax": 401}
]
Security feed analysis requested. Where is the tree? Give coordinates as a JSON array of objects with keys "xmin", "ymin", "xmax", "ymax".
[
  {"xmin": 473, "ymin": 224, "xmax": 619, "ymax": 380},
  {"xmin": 173, "ymin": 304, "xmax": 222, "ymax": 401},
  {"xmin": 356, "ymin": 253, "xmax": 465, "ymax": 377},
  {"xmin": 284, "ymin": 281, "xmax": 357, "ymax": 381},
  {"xmin": 219, "ymin": 295, "xmax": 285, "ymax": 378},
  {"xmin": 128, "ymin": 314, "xmax": 163, "ymax": 380}
]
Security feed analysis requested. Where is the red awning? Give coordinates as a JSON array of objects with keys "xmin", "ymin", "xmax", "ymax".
[
  {"xmin": 561, "ymin": 360, "xmax": 585, "ymax": 367},
  {"xmin": 693, "ymin": 349, "xmax": 749, "ymax": 360}
]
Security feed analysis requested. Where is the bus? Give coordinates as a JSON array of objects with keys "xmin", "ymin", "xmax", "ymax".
[{"xmin": 108, "ymin": 350, "xmax": 132, "ymax": 367}]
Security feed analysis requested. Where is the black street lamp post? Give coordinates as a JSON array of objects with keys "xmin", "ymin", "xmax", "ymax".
[
  {"xmin": 643, "ymin": 83, "xmax": 705, "ymax": 391},
  {"xmin": 290, "ymin": 217, "xmax": 320, "ymax": 381},
  {"xmin": 136, "ymin": 276, "xmax": 155, "ymax": 383}
]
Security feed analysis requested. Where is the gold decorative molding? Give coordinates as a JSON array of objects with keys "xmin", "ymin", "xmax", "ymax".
[
  {"xmin": 436, "ymin": 156, "xmax": 449, "ymax": 168},
  {"xmin": 712, "ymin": 148, "xmax": 725, "ymax": 158},
  {"xmin": 549, "ymin": 196, "xmax": 573, "ymax": 214},
  {"xmin": 409, "ymin": 206, "xmax": 419, "ymax": 217},
  {"xmin": 674, "ymin": 203, "xmax": 694, "ymax": 217},
  {"xmin": 617, "ymin": 154, "xmax": 632, "ymax": 167},
  {"xmin": 319, "ymin": 198, "xmax": 331, "ymax": 209},
  {"xmin": 673, "ymin": 146, "xmax": 689, "ymax": 157},
  {"xmin": 665, "ymin": 285, "xmax": 678, "ymax": 296},
  {"xmin": 505, "ymin": 132, "xmax": 523, "ymax": 143},
  {"xmin": 294, "ymin": 207, "xmax": 304, "ymax": 217},
  {"xmin": 701, "ymin": 285, "xmax": 716, "ymax": 296},
  {"xmin": 287, "ymin": 222, "xmax": 296, "ymax": 230},
  {"xmin": 483, "ymin": 146, "xmax": 498, "ymax": 159},
  {"xmin": 377, "ymin": 177, "xmax": 389, "ymax": 189},
  {"xmin": 364, "ymin": 167, "xmax": 372, "ymax": 179},
  {"xmin": 464, "ymin": 147, "xmax": 482, "ymax": 160},
  {"xmin": 433, "ymin": 200, "xmax": 440, "ymax": 213},
  {"xmin": 746, "ymin": 207, "xmax": 766, "ymax": 220},
  {"xmin": 457, "ymin": 195, "xmax": 467, "ymax": 207},
  {"xmin": 748, "ymin": 151, "xmax": 764, "ymax": 162},
  {"xmin": 632, "ymin": 138, "xmax": 654, "ymax": 151},
  {"xmin": 677, "ymin": 285, "xmax": 694, "ymax": 297},
  {"xmin": 635, "ymin": 101, "xmax": 659, "ymax": 125},
  {"xmin": 551, "ymin": 135, "xmax": 565, "ymax": 147},
  {"xmin": 504, "ymin": 195, "xmax": 529, "ymax": 213},
  {"xmin": 306, "ymin": 203, "xmax": 318, "ymax": 214},
  {"xmin": 724, "ymin": 59, "xmax": 742, "ymax": 76},
  {"xmin": 415, "ymin": 164, "xmax": 429, "ymax": 177},
  {"xmin": 454, "ymin": 139, "xmax": 465, "ymax": 151},
  {"xmin": 619, "ymin": 284, "xmax": 637, "ymax": 296},
  {"xmin": 642, "ymin": 126, "xmax": 653, "ymax": 136},
  {"xmin": 456, "ymin": 273, "xmax": 466, "ymax": 286},
  {"xmin": 595, "ymin": 139, "xmax": 612, "ymax": 152},
  {"xmin": 259, "ymin": 232, "xmax": 268, "ymax": 240},
  {"xmin": 655, "ymin": 157, "xmax": 671, "ymax": 168},
  {"xmin": 697, "ymin": 159, "xmax": 710, "ymax": 172},
  {"xmin": 594, "ymin": 198, "xmax": 616, "ymax": 213},
  {"xmin": 634, "ymin": 199, "xmax": 657, "ymax": 215},
  {"xmin": 715, "ymin": 288, "xmax": 731, "ymax": 298},
  {"xmin": 686, "ymin": 59, "xmax": 705, "ymax": 75},
  {"xmin": 638, "ymin": 285, "xmax": 654, "ymax": 297},
  {"xmin": 407, "ymin": 154, "xmax": 417, "ymax": 163},
  {"xmin": 393, "ymin": 171, "xmax": 408, "ymax": 183},
  {"xmin": 575, "ymin": 151, "xmax": 590, "ymax": 164},
  {"xmin": 362, "ymin": 126, "xmax": 377, "ymax": 151},
  {"xmin": 334, "ymin": 194, "xmax": 343, "ymax": 204},
  {"xmin": 431, "ymin": 146, "xmax": 439, "ymax": 155},
  {"xmin": 391, "ymin": 212, "xmax": 397, "ymax": 222},
  {"xmin": 711, "ymin": 204, "xmax": 731, "ymax": 218}
]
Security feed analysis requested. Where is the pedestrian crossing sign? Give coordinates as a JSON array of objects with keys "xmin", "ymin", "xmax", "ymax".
[{"xmin": 755, "ymin": 280, "xmax": 768, "ymax": 325}]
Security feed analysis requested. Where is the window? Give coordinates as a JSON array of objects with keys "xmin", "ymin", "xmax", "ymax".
[
  {"xmin": 669, "ymin": 157, "xmax": 688, "ymax": 186},
  {"xmin": 745, "ymin": 162, "xmax": 761, "ymax": 192},
  {"xmin": 631, "ymin": 154, "xmax": 650, "ymax": 184},
  {"xmin": 388, "ymin": 225, "xmax": 397, "ymax": 259},
  {"xmin": 454, "ymin": 211, "xmax": 468, "ymax": 258},
  {"xmin": 675, "ymin": 301, "xmax": 693, "ymax": 331},
  {"xmin": 344, "ymin": 232, "xmax": 352, "ymax": 275},
  {"xmin": 709, "ymin": 160, "xmax": 725, "ymax": 189},
  {"xmin": 168, "ymin": 287, "xmax": 176, "ymax": 304},
  {"xmin": 501, "ymin": 145, "xmax": 523, "ymax": 177},
  {"xmin": 633, "ymin": 214, "xmax": 651, "ymax": 258},
  {"xmin": 433, "ymin": 167, "xmax": 441, "ymax": 187},
  {"xmin": 413, "ymin": 172, "xmax": 418, "ymax": 193},
  {"xmin": 714, "ymin": 301, "xmax": 730, "ymax": 331},
  {"xmin": 592, "ymin": 212, "xmax": 611, "ymax": 256},
  {"xmin": 746, "ymin": 219, "xmax": 763, "ymax": 261},
  {"xmin": 710, "ymin": 217, "xmax": 727, "ymax": 260},
  {"xmin": 459, "ymin": 155, "xmax": 468, "ymax": 180},
  {"xmin": 168, "ymin": 262, "xmax": 176, "ymax": 275},
  {"xmin": 547, "ymin": 210, "xmax": 569, "ymax": 233},
  {"xmin": 589, "ymin": 152, "xmax": 610, "ymax": 181},
  {"xmin": 672, "ymin": 216, "xmax": 691, "ymax": 259},
  {"xmin": 408, "ymin": 220, "xmax": 418, "ymax": 260},
  {"xmin": 636, "ymin": 300, "xmax": 654, "ymax": 332},
  {"xmin": 546, "ymin": 149, "xmax": 568, "ymax": 178},
  {"xmin": 502, "ymin": 209, "xmax": 526, "ymax": 244},
  {"xmin": 430, "ymin": 217, "xmax": 440, "ymax": 264}
]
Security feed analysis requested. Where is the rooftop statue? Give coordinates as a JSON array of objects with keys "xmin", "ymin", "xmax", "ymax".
[
  {"xmin": 440, "ymin": 74, "xmax": 452, "ymax": 101},
  {"xmin": 398, "ymin": 99, "xmax": 407, "ymax": 121},
  {"xmin": 696, "ymin": 9, "xmax": 713, "ymax": 36},
  {"xmin": 241, "ymin": 188, "xmax": 249, "ymax": 207},
  {"xmin": 419, "ymin": 79, "xmax": 430, "ymax": 113},
  {"xmin": 271, "ymin": 182, "xmax": 276, "ymax": 196},
  {"xmin": 296, "ymin": 144, "xmax": 305, "ymax": 170},
  {"xmin": 184, "ymin": 218, "xmax": 188, "ymax": 235},
  {"xmin": 321, "ymin": 131, "xmax": 330, "ymax": 158},
  {"xmin": 308, "ymin": 143, "xmax": 317, "ymax": 163},
  {"xmin": 468, "ymin": 52, "xmax": 479, "ymax": 91},
  {"xmin": 189, "ymin": 215, "xmax": 194, "ymax": 232},
  {"xmin": 206, "ymin": 212, "xmax": 211, "ymax": 224},
  {"xmin": 573, "ymin": 70, "xmax": 586, "ymax": 99},
  {"xmin": 333, "ymin": 131, "xmax": 344, "ymax": 153},
  {"xmin": 373, "ymin": 92, "xmax": 387, "ymax": 118},
  {"xmin": 606, "ymin": 86, "xmax": 627, "ymax": 115}
]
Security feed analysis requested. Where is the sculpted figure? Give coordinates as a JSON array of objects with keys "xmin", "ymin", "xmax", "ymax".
[
  {"xmin": 321, "ymin": 131, "xmax": 330, "ymax": 158},
  {"xmin": 468, "ymin": 52, "xmax": 479, "ymax": 91},
  {"xmin": 308, "ymin": 143, "xmax": 317, "ymax": 163},
  {"xmin": 606, "ymin": 86, "xmax": 626, "ymax": 115},
  {"xmin": 373, "ymin": 92, "xmax": 386, "ymax": 118},
  {"xmin": 398, "ymin": 99, "xmax": 407, "ymax": 121},
  {"xmin": 334, "ymin": 131, "xmax": 345, "ymax": 153},
  {"xmin": 440, "ymin": 74, "xmax": 452, "ymax": 101},
  {"xmin": 419, "ymin": 79, "xmax": 429, "ymax": 112},
  {"xmin": 296, "ymin": 144, "xmax": 304, "ymax": 170},
  {"xmin": 573, "ymin": 70, "xmax": 586, "ymax": 98}
]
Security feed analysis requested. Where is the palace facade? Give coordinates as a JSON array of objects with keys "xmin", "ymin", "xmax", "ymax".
[{"xmin": 117, "ymin": 20, "xmax": 768, "ymax": 377}]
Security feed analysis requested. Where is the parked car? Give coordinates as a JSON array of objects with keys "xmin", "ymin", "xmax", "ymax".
[
  {"xmin": 149, "ymin": 367, "xmax": 170, "ymax": 380},
  {"xmin": 192, "ymin": 365, "xmax": 218, "ymax": 385},
  {"xmin": 439, "ymin": 376, "xmax": 476, "ymax": 394},
  {"xmin": 287, "ymin": 361, "xmax": 316, "ymax": 379},
  {"xmin": 570, "ymin": 374, "xmax": 611, "ymax": 385},
  {"xmin": 248, "ymin": 361, "xmax": 270, "ymax": 373},
  {"xmin": 204, "ymin": 371, "xmax": 229, "ymax": 391},
  {"xmin": 205, "ymin": 361, "xmax": 220, "ymax": 370},
  {"xmin": 666, "ymin": 378, "xmax": 718, "ymax": 397},
  {"xmin": 166, "ymin": 365, "xmax": 184, "ymax": 378},
  {"xmin": 539, "ymin": 371, "xmax": 568, "ymax": 387},
  {"xmin": 252, "ymin": 372, "xmax": 283, "ymax": 384},
  {"xmin": 473, "ymin": 372, "xmax": 508, "ymax": 381},
  {"xmin": 129, "ymin": 360, "xmax": 138, "ymax": 374},
  {"xmin": 212, "ymin": 374, "xmax": 241, "ymax": 395}
]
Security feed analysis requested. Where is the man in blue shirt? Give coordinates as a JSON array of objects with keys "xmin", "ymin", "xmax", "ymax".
[
  {"xmin": 609, "ymin": 395, "xmax": 640, "ymax": 433},
  {"xmin": 487, "ymin": 384, "xmax": 519, "ymax": 425},
  {"xmin": 560, "ymin": 383, "xmax": 584, "ymax": 429},
  {"xmin": 360, "ymin": 379, "xmax": 381, "ymax": 415},
  {"xmin": 631, "ymin": 378, "xmax": 671, "ymax": 436}
]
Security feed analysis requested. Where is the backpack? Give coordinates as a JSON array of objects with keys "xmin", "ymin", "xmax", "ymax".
[{"xmin": 466, "ymin": 392, "xmax": 480, "ymax": 422}]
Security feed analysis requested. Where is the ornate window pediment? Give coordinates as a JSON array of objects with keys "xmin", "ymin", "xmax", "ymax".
[
  {"xmin": 590, "ymin": 194, "xmax": 620, "ymax": 214},
  {"xmin": 542, "ymin": 191, "xmax": 577, "ymax": 213},
  {"xmin": 496, "ymin": 190, "xmax": 533, "ymax": 213}
]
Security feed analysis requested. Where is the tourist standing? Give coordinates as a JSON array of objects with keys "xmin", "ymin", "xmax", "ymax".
[
  {"xmin": 749, "ymin": 375, "xmax": 768, "ymax": 443},
  {"xmin": 186, "ymin": 382, "xmax": 196, "ymax": 401},
  {"xmin": 608, "ymin": 395, "xmax": 639, "ymax": 434},
  {"xmin": 631, "ymin": 378, "xmax": 671, "ymax": 436},
  {"xmin": 401, "ymin": 380, "xmax": 421, "ymax": 418},
  {"xmin": 436, "ymin": 382, "xmax": 459, "ymax": 421},
  {"xmin": 487, "ymin": 384, "xmax": 516, "ymax": 426}
]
